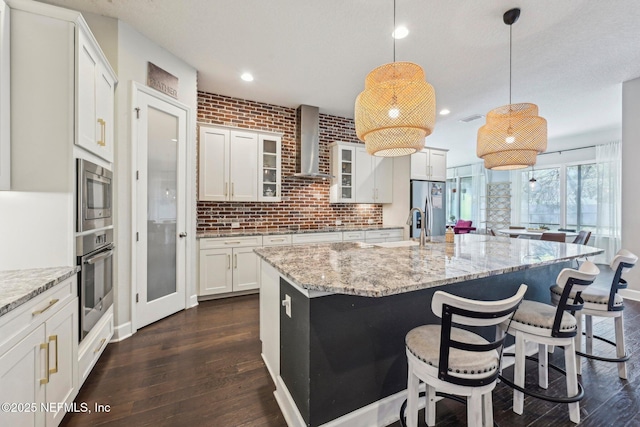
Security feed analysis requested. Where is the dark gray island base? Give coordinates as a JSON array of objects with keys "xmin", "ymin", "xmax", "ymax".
[{"xmin": 256, "ymin": 235, "xmax": 603, "ymax": 427}]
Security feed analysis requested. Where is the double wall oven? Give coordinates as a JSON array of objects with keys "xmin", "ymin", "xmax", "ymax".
[{"xmin": 76, "ymin": 159, "xmax": 114, "ymax": 340}]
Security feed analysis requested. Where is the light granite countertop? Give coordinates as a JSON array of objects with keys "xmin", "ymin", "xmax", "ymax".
[
  {"xmin": 197, "ymin": 225, "xmax": 403, "ymax": 239},
  {"xmin": 254, "ymin": 234, "xmax": 604, "ymax": 297},
  {"xmin": 0, "ymin": 266, "xmax": 80, "ymax": 318}
]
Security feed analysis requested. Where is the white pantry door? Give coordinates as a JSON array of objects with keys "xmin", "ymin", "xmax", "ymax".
[{"xmin": 134, "ymin": 86, "xmax": 188, "ymax": 329}]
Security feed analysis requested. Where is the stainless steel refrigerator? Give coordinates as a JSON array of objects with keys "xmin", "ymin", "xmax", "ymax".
[{"xmin": 410, "ymin": 180, "xmax": 447, "ymax": 238}]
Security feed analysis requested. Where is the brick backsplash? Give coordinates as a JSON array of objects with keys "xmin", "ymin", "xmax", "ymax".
[{"xmin": 196, "ymin": 91, "xmax": 383, "ymax": 232}]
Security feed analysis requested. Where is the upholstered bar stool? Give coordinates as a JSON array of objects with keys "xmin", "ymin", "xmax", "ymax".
[
  {"xmin": 551, "ymin": 249, "xmax": 638, "ymax": 379},
  {"xmin": 499, "ymin": 261, "xmax": 600, "ymax": 424},
  {"xmin": 402, "ymin": 285, "xmax": 527, "ymax": 427}
]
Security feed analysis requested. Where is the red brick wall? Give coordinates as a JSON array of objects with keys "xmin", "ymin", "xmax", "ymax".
[{"xmin": 197, "ymin": 91, "xmax": 383, "ymax": 232}]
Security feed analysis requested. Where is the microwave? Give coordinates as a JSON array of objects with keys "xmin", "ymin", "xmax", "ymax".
[{"xmin": 77, "ymin": 159, "xmax": 113, "ymax": 232}]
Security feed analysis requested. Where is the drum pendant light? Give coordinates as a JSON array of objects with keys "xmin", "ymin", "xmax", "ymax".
[
  {"xmin": 477, "ymin": 8, "xmax": 547, "ymax": 170},
  {"xmin": 354, "ymin": 0, "xmax": 436, "ymax": 157}
]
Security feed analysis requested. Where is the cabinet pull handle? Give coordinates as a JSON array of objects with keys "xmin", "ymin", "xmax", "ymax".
[
  {"xmin": 224, "ymin": 241, "xmax": 241, "ymax": 245},
  {"xmin": 232, "ymin": 183, "xmax": 235, "ymax": 197},
  {"xmin": 32, "ymin": 299, "xmax": 59, "ymax": 316},
  {"xmin": 97, "ymin": 118, "xmax": 106, "ymax": 146},
  {"xmin": 234, "ymin": 254, "xmax": 238, "ymax": 269},
  {"xmin": 227, "ymin": 254, "xmax": 231, "ymax": 269},
  {"xmin": 271, "ymin": 238, "xmax": 286, "ymax": 242},
  {"xmin": 224, "ymin": 182, "xmax": 228, "ymax": 196},
  {"xmin": 49, "ymin": 335, "xmax": 59, "ymax": 374},
  {"xmin": 94, "ymin": 338, "xmax": 107, "ymax": 354},
  {"xmin": 40, "ymin": 343, "xmax": 50, "ymax": 384}
]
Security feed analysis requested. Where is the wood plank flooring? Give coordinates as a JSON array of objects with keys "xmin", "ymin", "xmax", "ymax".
[{"xmin": 61, "ymin": 295, "xmax": 640, "ymax": 427}]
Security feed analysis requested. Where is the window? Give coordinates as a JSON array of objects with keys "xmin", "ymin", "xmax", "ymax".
[
  {"xmin": 459, "ymin": 177, "xmax": 473, "ymax": 221},
  {"xmin": 566, "ymin": 164, "xmax": 597, "ymax": 231},
  {"xmin": 520, "ymin": 167, "xmax": 560, "ymax": 226},
  {"xmin": 446, "ymin": 178, "xmax": 457, "ymax": 223}
]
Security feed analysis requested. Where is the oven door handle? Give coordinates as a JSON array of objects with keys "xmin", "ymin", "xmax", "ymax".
[{"xmin": 84, "ymin": 249, "xmax": 115, "ymax": 265}]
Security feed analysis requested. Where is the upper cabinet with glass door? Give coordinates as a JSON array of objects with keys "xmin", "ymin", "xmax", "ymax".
[
  {"xmin": 329, "ymin": 143, "xmax": 356, "ymax": 203},
  {"xmin": 258, "ymin": 134, "xmax": 282, "ymax": 202}
]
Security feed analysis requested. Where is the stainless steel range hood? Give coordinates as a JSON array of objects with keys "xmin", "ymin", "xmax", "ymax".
[{"xmin": 293, "ymin": 105, "xmax": 333, "ymax": 179}]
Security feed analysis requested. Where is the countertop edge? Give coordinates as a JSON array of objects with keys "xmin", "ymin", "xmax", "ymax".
[
  {"xmin": 197, "ymin": 226, "xmax": 404, "ymax": 239},
  {"xmin": 0, "ymin": 266, "xmax": 80, "ymax": 318}
]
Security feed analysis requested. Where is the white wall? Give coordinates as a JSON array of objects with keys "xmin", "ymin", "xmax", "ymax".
[
  {"xmin": 622, "ymin": 77, "xmax": 640, "ymax": 291},
  {"xmin": 0, "ymin": 192, "xmax": 73, "ymax": 269},
  {"xmin": 82, "ymin": 15, "xmax": 198, "ymax": 336},
  {"xmin": 383, "ymin": 155, "xmax": 411, "ymax": 238}
]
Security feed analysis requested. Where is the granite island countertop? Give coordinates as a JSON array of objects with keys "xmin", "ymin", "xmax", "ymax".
[
  {"xmin": 254, "ymin": 234, "xmax": 604, "ymax": 297},
  {"xmin": 0, "ymin": 266, "xmax": 80, "ymax": 318},
  {"xmin": 197, "ymin": 225, "xmax": 403, "ymax": 239}
]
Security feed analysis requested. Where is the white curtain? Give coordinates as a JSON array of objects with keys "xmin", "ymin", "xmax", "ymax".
[
  {"xmin": 470, "ymin": 162, "xmax": 486, "ymax": 233},
  {"xmin": 594, "ymin": 141, "xmax": 622, "ymax": 263}
]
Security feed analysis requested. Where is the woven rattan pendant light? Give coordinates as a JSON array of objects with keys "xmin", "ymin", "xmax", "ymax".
[
  {"xmin": 477, "ymin": 8, "xmax": 547, "ymax": 170},
  {"xmin": 354, "ymin": 0, "xmax": 436, "ymax": 157}
]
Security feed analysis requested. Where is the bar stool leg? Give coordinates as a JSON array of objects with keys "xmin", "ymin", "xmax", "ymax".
[
  {"xmin": 538, "ymin": 344, "xmax": 548, "ymax": 389},
  {"xmin": 467, "ymin": 393, "xmax": 482, "ymax": 427},
  {"xmin": 483, "ymin": 392, "xmax": 493, "ymax": 427},
  {"xmin": 564, "ymin": 340, "xmax": 580, "ymax": 424},
  {"xmin": 513, "ymin": 333, "xmax": 526, "ymax": 415},
  {"xmin": 615, "ymin": 314, "xmax": 627, "ymax": 379},
  {"xmin": 406, "ymin": 364, "xmax": 420, "ymax": 427},
  {"xmin": 575, "ymin": 314, "xmax": 583, "ymax": 375},
  {"xmin": 585, "ymin": 314, "xmax": 593, "ymax": 355},
  {"xmin": 426, "ymin": 385, "xmax": 436, "ymax": 426}
]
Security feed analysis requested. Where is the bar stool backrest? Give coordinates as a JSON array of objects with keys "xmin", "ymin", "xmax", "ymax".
[
  {"xmin": 606, "ymin": 249, "xmax": 638, "ymax": 311},
  {"xmin": 430, "ymin": 285, "xmax": 527, "ymax": 386},
  {"xmin": 552, "ymin": 261, "xmax": 600, "ymax": 337},
  {"xmin": 541, "ymin": 232, "xmax": 566, "ymax": 242}
]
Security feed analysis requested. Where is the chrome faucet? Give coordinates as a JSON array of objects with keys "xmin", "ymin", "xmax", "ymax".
[{"xmin": 406, "ymin": 207, "xmax": 427, "ymax": 247}]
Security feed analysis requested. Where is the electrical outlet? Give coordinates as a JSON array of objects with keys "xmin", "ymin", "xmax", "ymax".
[
  {"xmin": 231, "ymin": 222, "xmax": 240, "ymax": 228},
  {"xmin": 282, "ymin": 294, "xmax": 292, "ymax": 318},
  {"xmin": 368, "ymin": 219, "xmax": 374, "ymax": 225},
  {"xmin": 335, "ymin": 219, "xmax": 342, "ymax": 226}
]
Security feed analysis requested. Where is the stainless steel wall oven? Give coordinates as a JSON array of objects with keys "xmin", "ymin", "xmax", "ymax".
[
  {"xmin": 77, "ymin": 159, "xmax": 113, "ymax": 232},
  {"xmin": 77, "ymin": 228, "xmax": 114, "ymax": 340}
]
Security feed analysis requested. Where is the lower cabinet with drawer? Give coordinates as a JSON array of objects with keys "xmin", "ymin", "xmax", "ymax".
[
  {"xmin": 78, "ymin": 305, "xmax": 113, "ymax": 387},
  {"xmin": 365, "ymin": 228, "xmax": 404, "ymax": 243},
  {"xmin": 199, "ymin": 236, "xmax": 262, "ymax": 297},
  {"xmin": 0, "ymin": 276, "xmax": 79, "ymax": 427}
]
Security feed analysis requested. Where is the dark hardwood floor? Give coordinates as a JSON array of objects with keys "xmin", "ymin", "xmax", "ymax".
[{"xmin": 61, "ymin": 295, "xmax": 640, "ymax": 427}]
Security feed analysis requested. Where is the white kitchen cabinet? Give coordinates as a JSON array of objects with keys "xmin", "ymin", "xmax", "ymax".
[
  {"xmin": 0, "ymin": 276, "xmax": 78, "ymax": 427},
  {"xmin": 198, "ymin": 236, "xmax": 262, "ymax": 296},
  {"xmin": 365, "ymin": 229, "xmax": 404, "ymax": 243},
  {"xmin": 355, "ymin": 146, "xmax": 393, "ymax": 203},
  {"xmin": 330, "ymin": 144, "xmax": 356, "ymax": 203},
  {"xmin": 410, "ymin": 148, "xmax": 447, "ymax": 182},
  {"xmin": 0, "ymin": 0, "xmax": 9, "ymax": 191},
  {"xmin": 76, "ymin": 28, "xmax": 116, "ymax": 163},
  {"xmin": 10, "ymin": 1, "xmax": 117, "ymax": 193},
  {"xmin": 342, "ymin": 230, "xmax": 365, "ymax": 241},
  {"xmin": 77, "ymin": 305, "xmax": 112, "ymax": 386},
  {"xmin": 258, "ymin": 134, "xmax": 282, "ymax": 201},
  {"xmin": 330, "ymin": 142, "xmax": 393, "ymax": 204},
  {"xmin": 198, "ymin": 124, "xmax": 282, "ymax": 202},
  {"xmin": 291, "ymin": 232, "xmax": 343, "ymax": 244}
]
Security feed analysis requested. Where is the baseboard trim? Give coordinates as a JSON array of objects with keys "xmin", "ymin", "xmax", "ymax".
[
  {"xmin": 620, "ymin": 288, "xmax": 640, "ymax": 302},
  {"xmin": 189, "ymin": 294, "xmax": 199, "ymax": 308},
  {"xmin": 111, "ymin": 321, "xmax": 133, "ymax": 342}
]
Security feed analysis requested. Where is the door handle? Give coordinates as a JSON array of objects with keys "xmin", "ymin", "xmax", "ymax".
[
  {"xmin": 179, "ymin": 232, "xmax": 187, "ymax": 238},
  {"xmin": 40, "ymin": 343, "xmax": 50, "ymax": 384},
  {"xmin": 49, "ymin": 335, "xmax": 59, "ymax": 374}
]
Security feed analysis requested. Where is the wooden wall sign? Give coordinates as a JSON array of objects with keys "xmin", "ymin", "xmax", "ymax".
[{"xmin": 147, "ymin": 62, "xmax": 178, "ymax": 99}]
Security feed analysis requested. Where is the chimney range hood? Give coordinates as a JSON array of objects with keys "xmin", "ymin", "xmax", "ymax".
[{"xmin": 292, "ymin": 105, "xmax": 333, "ymax": 179}]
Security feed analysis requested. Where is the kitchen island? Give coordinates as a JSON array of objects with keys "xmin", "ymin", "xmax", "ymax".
[{"xmin": 255, "ymin": 234, "xmax": 603, "ymax": 427}]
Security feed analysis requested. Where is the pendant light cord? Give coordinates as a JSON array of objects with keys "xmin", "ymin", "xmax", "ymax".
[
  {"xmin": 509, "ymin": 22, "xmax": 512, "ymax": 106},
  {"xmin": 393, "ymin": 0, "xmax": 396, "ymax": 63}
]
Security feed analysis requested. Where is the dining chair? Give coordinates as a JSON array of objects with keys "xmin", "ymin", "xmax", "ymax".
[
  {"xmin": 572, "ymin": 230, "xmax": 591, "ymax": 245},
  {"xmin": 540, "ymin": 232, "xmax": 566, "ymax": 242}
]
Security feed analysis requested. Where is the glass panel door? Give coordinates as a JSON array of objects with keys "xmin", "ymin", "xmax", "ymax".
[
  {"xmin": 146, "ymin": 106, "xmax": 178, "ymax": 302},
  {"xmin": 262, "ymin": 138, "xmax": 277, "ymax": 198},
  {"xmin": 341, "ymin": 148, "xmax": 353, "ymax": 200}
]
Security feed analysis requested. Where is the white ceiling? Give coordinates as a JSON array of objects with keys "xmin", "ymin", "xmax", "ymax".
[{"xmin": 38, "ymin": 0, "xmax": 640, "ymax": 166}]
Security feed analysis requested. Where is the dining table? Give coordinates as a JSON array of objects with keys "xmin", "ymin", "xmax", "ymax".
[{"xmin": 497, "ymin": 228, "xmax": 580, "ymax": 240}]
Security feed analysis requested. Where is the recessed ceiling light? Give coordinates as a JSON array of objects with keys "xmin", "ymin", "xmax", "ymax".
[
  {"xmin": 439, "ymin": 109, "xmax": 450, "ymax": 116},
  {"xmin": 240, "ymin": 72, "xmax": 254, "ymax": 82},
  {"xmin": 392, "ymin": 26, "xmax": 409, "ymax": 39}
]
